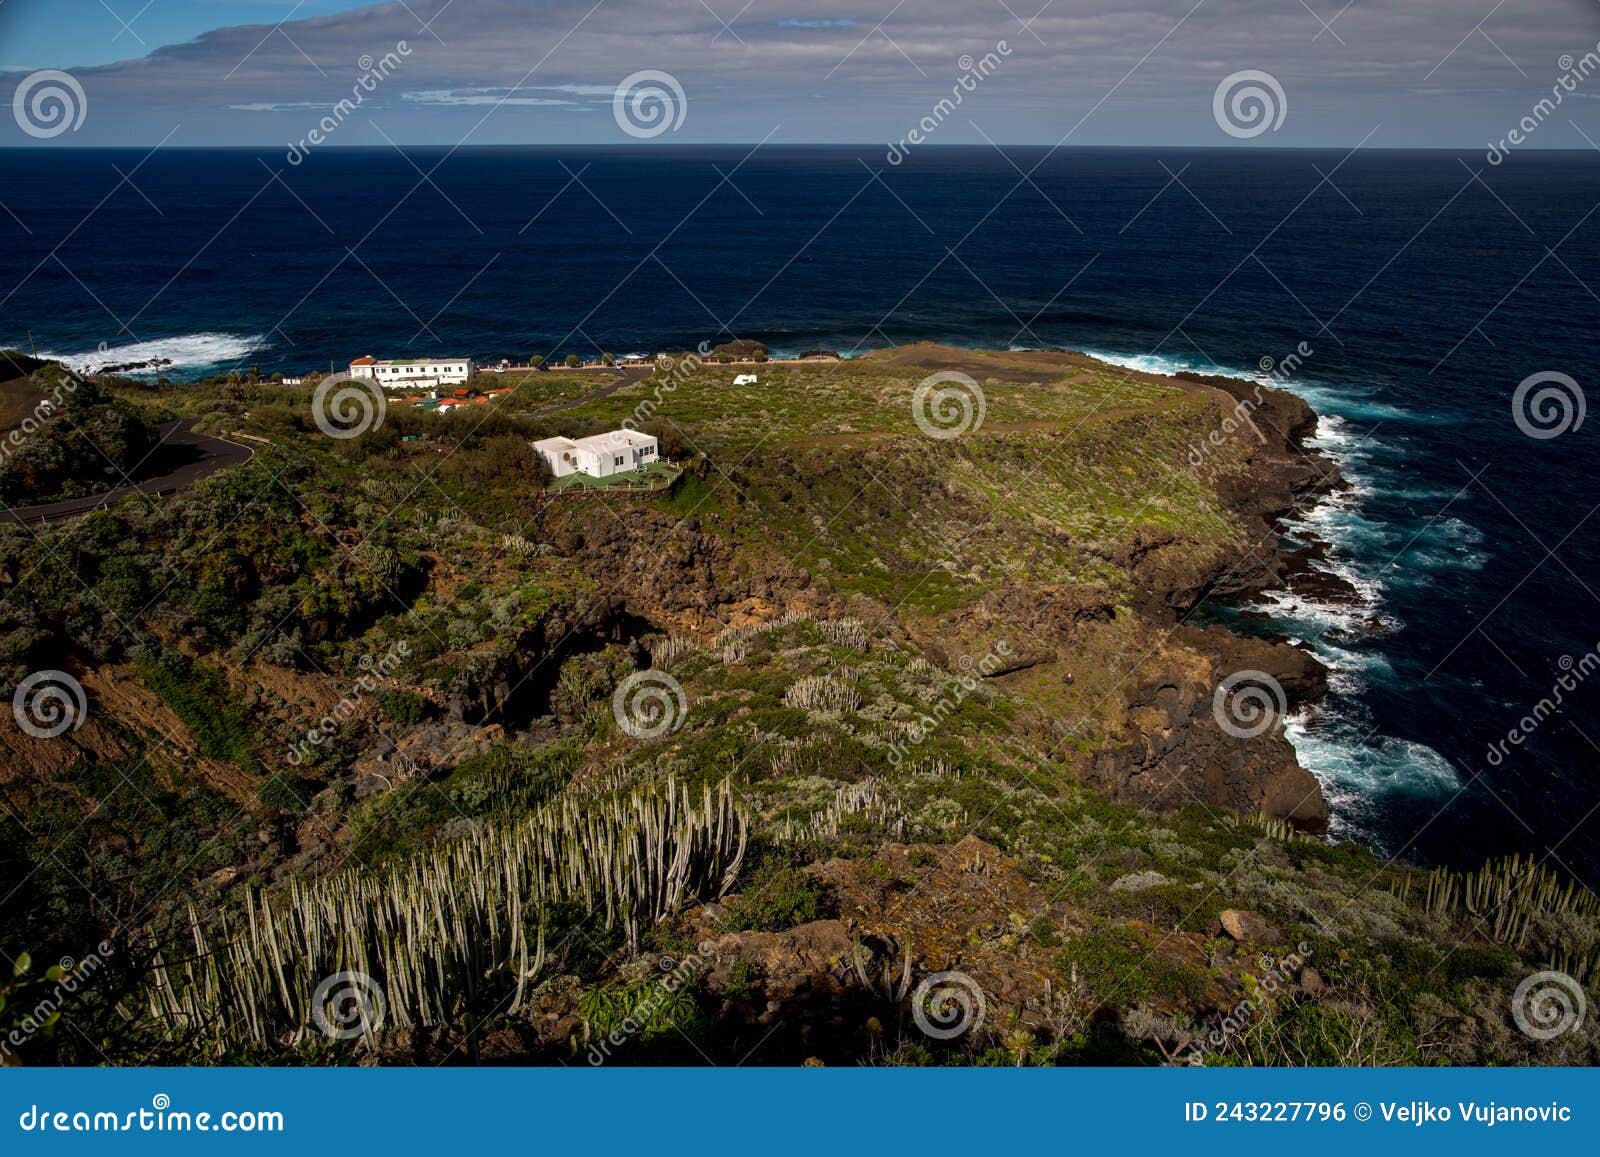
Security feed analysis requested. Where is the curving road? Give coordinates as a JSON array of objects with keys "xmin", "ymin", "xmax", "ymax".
[{"xmin": 0, "ymin": 419, "xmax": 255, "ymax": 527}]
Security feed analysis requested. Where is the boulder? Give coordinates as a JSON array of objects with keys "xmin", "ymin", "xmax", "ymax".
[{"xmin": 1219, "ymin": 908, "xmax": 1277, "ymax": 943}]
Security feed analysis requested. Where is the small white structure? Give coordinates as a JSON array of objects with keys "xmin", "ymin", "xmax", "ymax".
[
  {"xmin": 733, "ymin": 373, "xmax": 758, "ymax": 386},
  {"xmin": 349, "ymin": 355, "xmax": 475, "ymax": 389},
  {"xmin": 534, "ymin": 429, "xmax": 660, "ymax": 479},
  {"xmin": 282, "ymin": 375, "xmax": 306, "ymax": 386}
]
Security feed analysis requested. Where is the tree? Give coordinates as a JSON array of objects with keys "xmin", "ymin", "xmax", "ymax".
[
  {"xmin": 601, "ymin": 352, "xmax": 616, "ymax": 366},
  {"xmin": 528, "ymin": 355, "xmax": 543, "ymax": 369},
  {"xmin": 565, "ymin": 354, "xmax": 581, "ymax": 368}
]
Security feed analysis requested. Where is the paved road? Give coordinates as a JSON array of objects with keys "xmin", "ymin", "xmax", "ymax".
[
  {"xmin": 0, "ymin": 419, "xmax": 255, "ymax": 527},
  {"xmin": 519, "ymin": 366, "xmax": 655, "ymax": 418}
]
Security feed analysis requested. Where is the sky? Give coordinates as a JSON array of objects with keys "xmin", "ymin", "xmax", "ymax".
[{"xmin": 1, "ymin": 0, "xmax": 1598, "ymax": 149}]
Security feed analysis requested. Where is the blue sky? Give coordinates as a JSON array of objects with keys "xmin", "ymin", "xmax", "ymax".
[
  {"xmin": 0, "ymin": 2, "xmax": 379, "ymax": 69},
  {"xmin": 2, "ymin": 0, "xmax": 1598, "ymax": 148}
]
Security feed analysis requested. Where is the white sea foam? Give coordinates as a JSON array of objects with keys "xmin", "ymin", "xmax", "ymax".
[
  {"xmin": 41, "ymin": 333, "xmax": 270, "ymax": 375},
  {"xmin": 1082, "ymin": 346, "xmax": 1466, "ymax": 818}
]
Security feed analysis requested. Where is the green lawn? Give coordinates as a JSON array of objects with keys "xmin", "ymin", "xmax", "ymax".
[{"xmin": 547, "ymin": 459, "xmax": 681, "ymax": 492}]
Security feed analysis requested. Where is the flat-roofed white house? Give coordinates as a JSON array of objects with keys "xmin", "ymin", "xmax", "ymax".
[
  {"xmin": 534, "ymin": 429, "xmax": 660, "ymax": 479},
  {"xmin": 349, "ymin": 355, "xmax": 475, "ymax": 389}
]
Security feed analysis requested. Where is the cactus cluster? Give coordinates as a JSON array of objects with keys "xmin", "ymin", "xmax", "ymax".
[
  {"xmin": 784, "ymin": 673, "xmax": 863, "ymax": 715},
  {"xmin": 817, "ymin": 618, "xmax": 871, "ymax": 651},
  {"xmin": 1393, "ymin": 854, "xmax": 1600, "ymax": 980},
  {"xmin": 146, "ymin": 778, "xmax": 748, "ymax": 1053}
]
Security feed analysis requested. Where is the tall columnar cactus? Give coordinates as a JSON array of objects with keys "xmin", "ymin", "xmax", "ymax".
[
  {"xmin": 146, "ymin": 777, "xmax": 747, "ymax": 1055},
  {"xmin": 1392, "ymin": 854, "xmax": 1600, "ymax": 981}
]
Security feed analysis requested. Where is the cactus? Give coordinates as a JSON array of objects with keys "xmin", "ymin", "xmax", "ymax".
[
  {"xmin": 1392, "ymin": 854, "xmax": 1600, "ymax": 981},
  {"xmin": 146, "ymin": 777, "xmax": 748, "ymax": 1054}
]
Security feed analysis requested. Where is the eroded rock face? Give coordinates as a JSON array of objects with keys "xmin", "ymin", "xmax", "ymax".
[{"xmin": 1091, "ymin": 629, "xmax": 1330, "ymax": 831}]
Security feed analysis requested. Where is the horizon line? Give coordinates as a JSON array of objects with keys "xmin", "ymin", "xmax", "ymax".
[{"xmin": 2, "ymin": 142, "xmax": 1595, "ymax": 154}]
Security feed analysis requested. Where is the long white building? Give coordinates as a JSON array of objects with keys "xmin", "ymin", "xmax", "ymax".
[
  {"xmin": 349, "ymin": 355, "xmax": 475, "ymax": 389},
  {"xmin": 534, "ymin": 430, "xmax": 660, "ymax": 479}
]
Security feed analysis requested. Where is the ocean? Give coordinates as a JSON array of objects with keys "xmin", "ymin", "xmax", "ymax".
[{"xmin": 3, "ymin": 144, "xmax": 1598, "ymax": 882}]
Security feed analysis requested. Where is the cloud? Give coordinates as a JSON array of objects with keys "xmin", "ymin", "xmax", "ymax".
[
  {"xmin": 403, "ymin": 88, "xmax": 580, "ymax": 107},
  {"xmin": 5, "ymin": 0, "xmax": 1597, "ymax": 147},
  {"xmin": 228, "ymin": 101, "xmax": 344, "ymax": 112}
]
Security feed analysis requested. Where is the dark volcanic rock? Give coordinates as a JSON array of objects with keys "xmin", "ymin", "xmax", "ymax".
[{"xmin": 1091, "ymin": 628, "xmax": 1330, "ymax": 831}]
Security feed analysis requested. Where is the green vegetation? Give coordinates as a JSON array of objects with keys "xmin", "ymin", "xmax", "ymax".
[
  {"xmin": 0, "ymin": 373, "xmax": 160, "ymax": 503},
  {"xmin": 1, "ymin": 346, "xmax": 1593, "ymax": 1067}
]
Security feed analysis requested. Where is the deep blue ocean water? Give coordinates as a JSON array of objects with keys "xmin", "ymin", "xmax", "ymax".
[{"xmin": 3, "ymin": 145, "xmax": 1598, "ymax": 882}]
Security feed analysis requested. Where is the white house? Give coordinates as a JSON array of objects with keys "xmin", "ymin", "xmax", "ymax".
[
  {"xmin": 733, "ymin": 373, "xmax": 758, "ymax": 386},
  {"xmin": 534, "ymin": 429, "xmax": 660, "ymax": 479},
  {"xmin": 349, "ymin": 355, "xmax": 475, "ymax": 389}
]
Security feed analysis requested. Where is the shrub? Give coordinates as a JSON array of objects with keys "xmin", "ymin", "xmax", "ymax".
[
  {"xmin": 378, "ymin": 690, "xmax": 427, "ymax": 725},
  {"xmin": 724, "ymin": 862, "xmax": 825, "ymax": 932}
]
